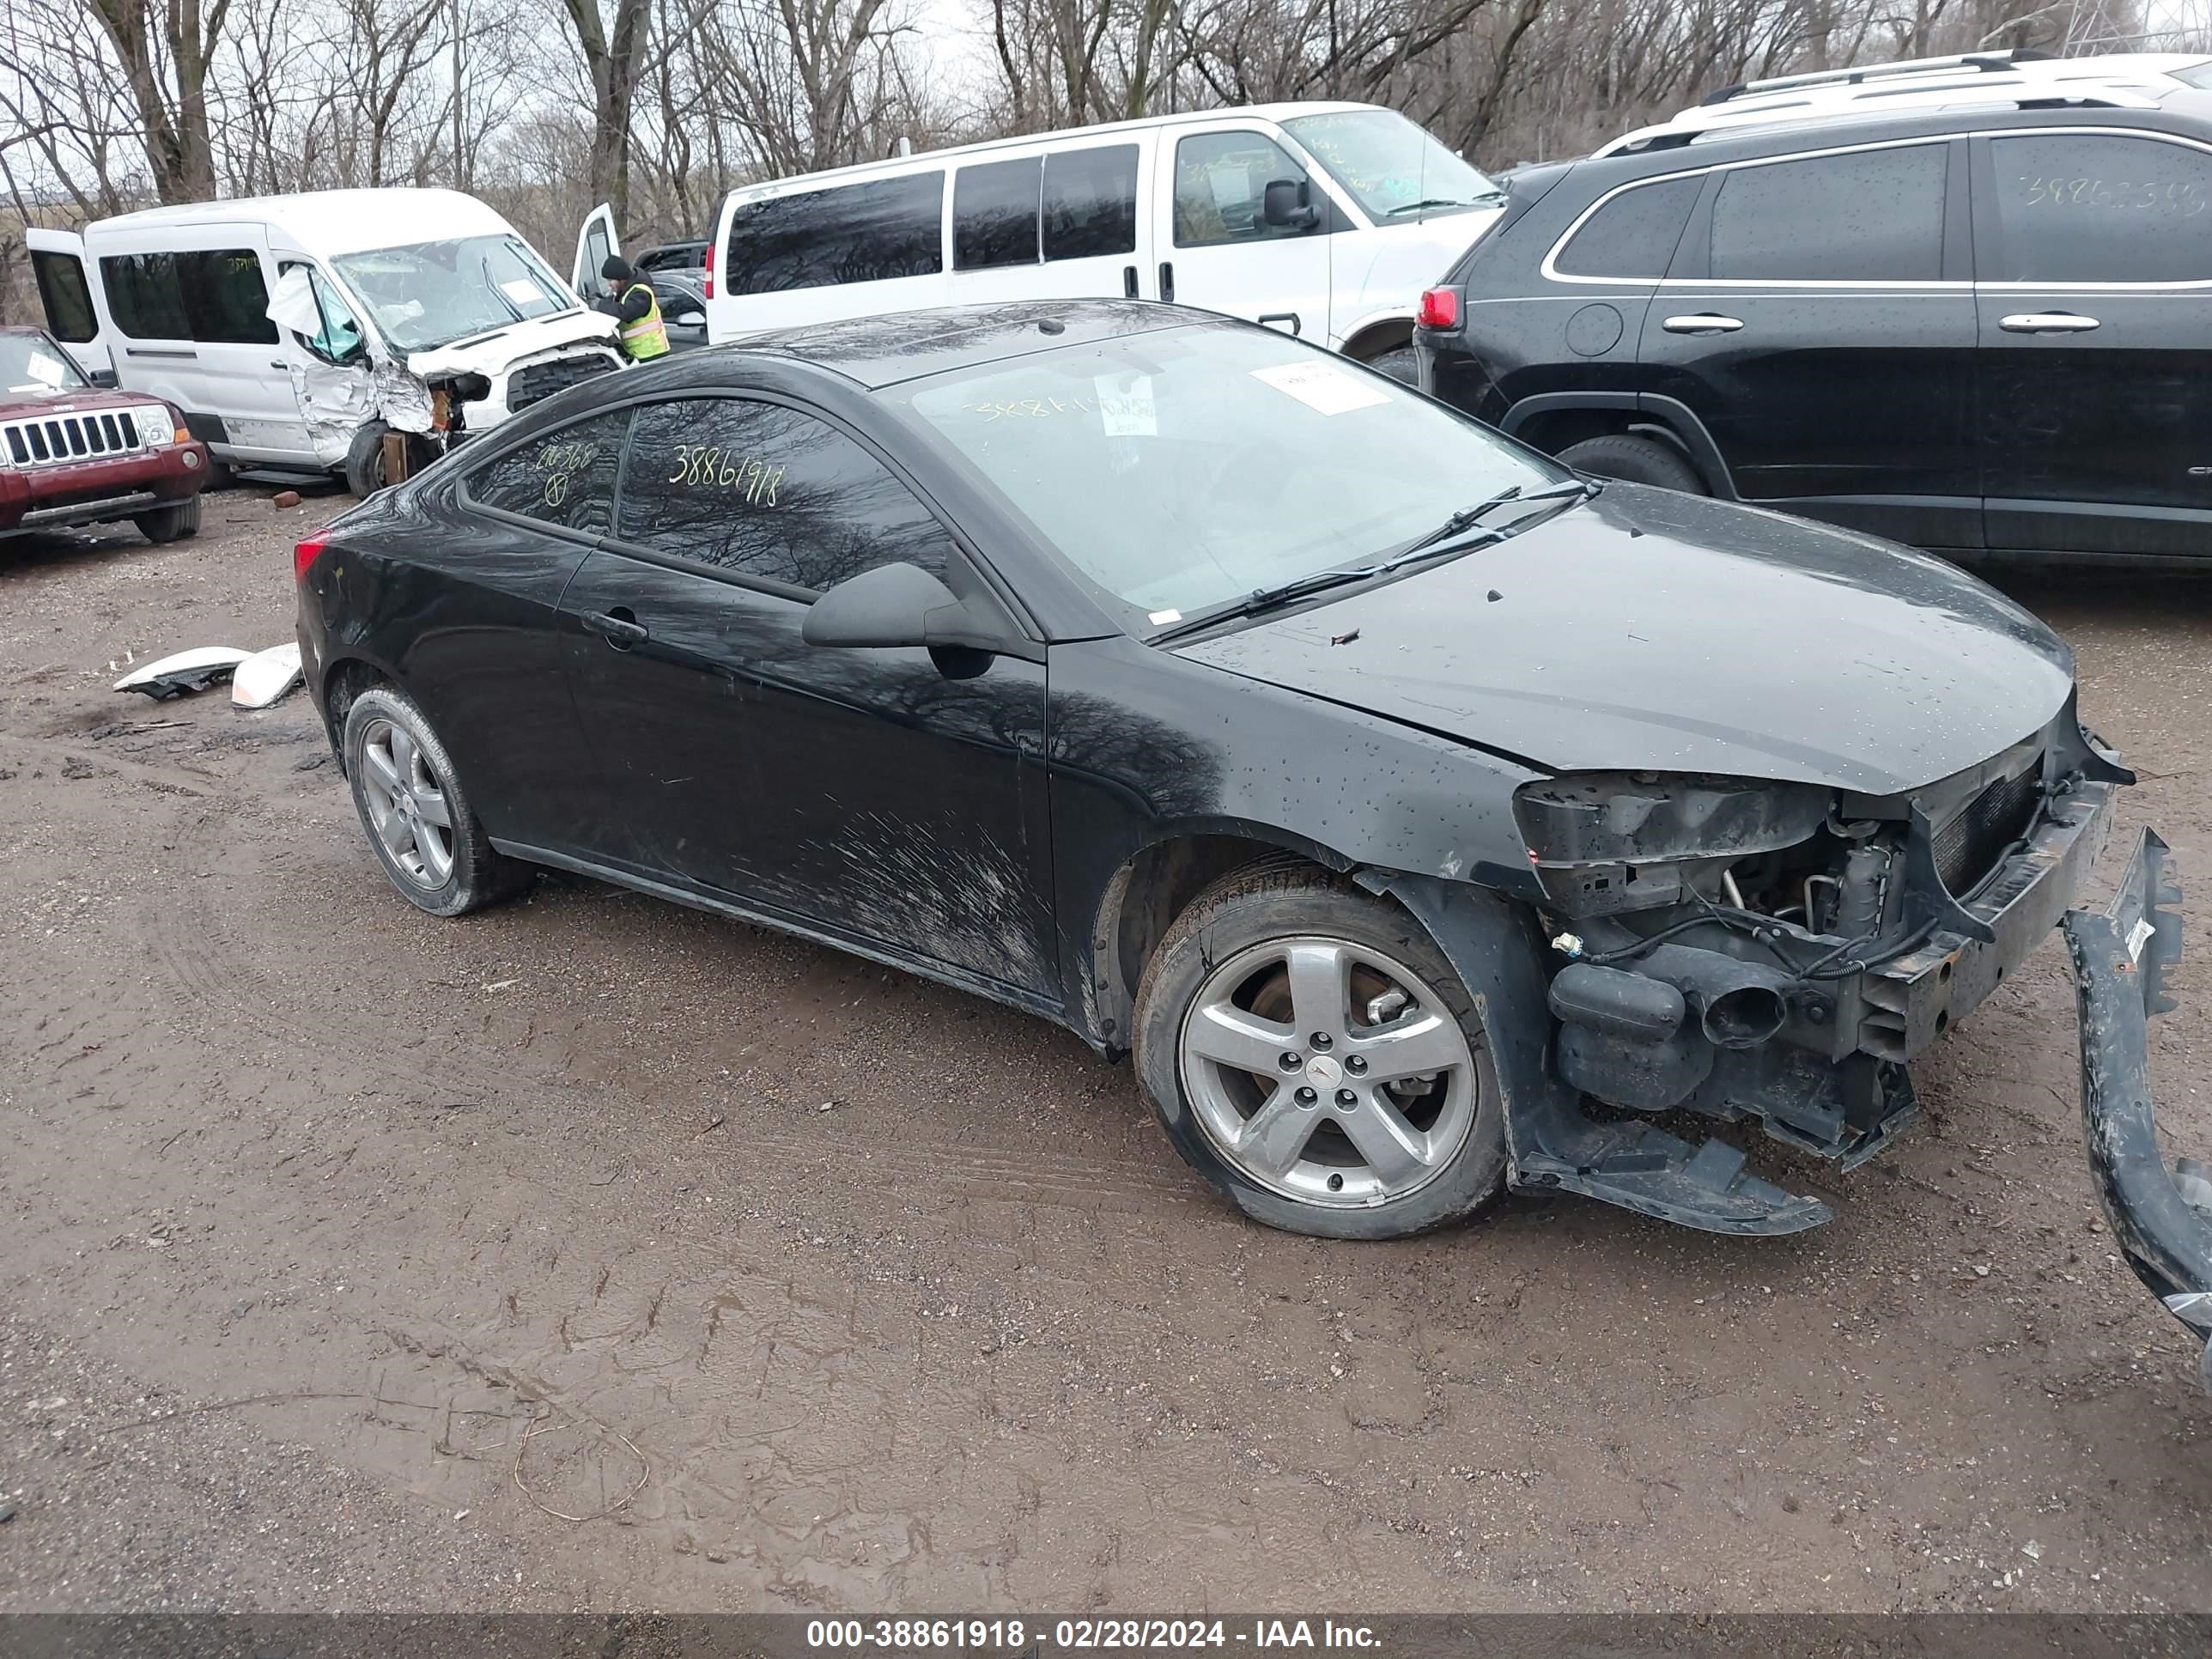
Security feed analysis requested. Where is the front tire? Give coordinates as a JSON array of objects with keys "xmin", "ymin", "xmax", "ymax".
[
  {"xmin": 1133, "ymin": 865, "xmax": 1507, "ymax": 1238},
  {"xmin": 1556, "ymin": 432, "xmax": 1708, "ymax": 494},
  {"xmin": 341, "ymin": 684, "xmax": 529, "ymax": 916},
  {"xmin": 134, "ymin": 495, "xmax": 203, "ymax": 544}
]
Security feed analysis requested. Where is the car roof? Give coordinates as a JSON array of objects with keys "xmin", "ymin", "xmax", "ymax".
[
  {"xmin": 1597, "ymin": 52, "xmax": 2212, "ymax": 155},
  {"xmin": 720, "ymin": 101, "xmax": 1390, "ymax": 204},
  {"xmin": 83, "ymin": 188, "xmax": 517, "ymax": 258},
  {"xmin": 652, "ymin": 299, "xmax": 1207, "ymax": 391},
  {"xmin": 1566, "ymin": 94, "xmax": 2212, "ymax": 185}
]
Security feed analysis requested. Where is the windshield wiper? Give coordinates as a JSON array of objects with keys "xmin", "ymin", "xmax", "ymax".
[
  {"xmin": 1389, "ymin": 477, "xmax": 1598, "ymax": 562},
  {"xmin": 1151, "ymin": 477, "xmax": 1598, "ymax": 644},
  {"xmin": 482, "ymin": 256, "xmax": 526, "ymax": 325},
  {"xmin": 1385, "ymin": 191, "xmax": 1505, "ymax": 216}
]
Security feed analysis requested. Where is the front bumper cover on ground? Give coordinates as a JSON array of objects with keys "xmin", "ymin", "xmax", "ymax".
[{"xmin": 2061, "ymin": 829, "xmax": 2211, "ymax": 1391}]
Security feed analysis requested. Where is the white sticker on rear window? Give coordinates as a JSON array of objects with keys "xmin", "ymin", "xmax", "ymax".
[
  {"xmin": 1095, "ymin": 372, "xmax": 1157, "ymax": 437},
  {"xmin": 1250, "ymin": 360, "xmax": 1390, "ymax": 416}
]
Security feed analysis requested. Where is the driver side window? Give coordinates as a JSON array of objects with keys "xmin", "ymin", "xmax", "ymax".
[
  {"xmin": 280, "ymin": 261, "xmax": 368, "ymax": 365},
  {"xmin": 1174, "ymin": 132, "xmax": 1315, "ymax": 247}
]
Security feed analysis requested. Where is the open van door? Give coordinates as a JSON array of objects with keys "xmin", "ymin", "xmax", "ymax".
[
  {"xmin": 24, "ymin": 228, "xmax": 114, "ymax": 382},
  {"xmin": 573, "ymin": 204, "xmax": 620, "ymax": 303}
]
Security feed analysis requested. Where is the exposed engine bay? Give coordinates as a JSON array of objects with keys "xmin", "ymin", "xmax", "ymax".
[{"xmin": 1516, "ymin": 700, "xmax": 2129, "ymax": 1171}]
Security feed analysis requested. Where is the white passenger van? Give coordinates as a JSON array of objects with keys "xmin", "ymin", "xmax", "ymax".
[
  {"xmin": 682, "ymin": 102, "xmax": 1505, "ymax": 376},
  {"xmin": 27, "ymin": 190, "xmax": 625, "ymax": 492}
]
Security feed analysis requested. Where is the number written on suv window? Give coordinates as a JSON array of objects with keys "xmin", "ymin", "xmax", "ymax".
[{"xmin": 1990, "ymin": 134, "xmax": 2212, "ymax": 283}]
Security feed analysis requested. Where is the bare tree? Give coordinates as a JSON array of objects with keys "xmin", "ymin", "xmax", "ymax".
[
  {"xmin": 84, "ymin": 0, "xmax": 234, "ymax": 201},
  {"xmin": 558, "ymin": 0, "xmax": 654, "ymax": 221}
]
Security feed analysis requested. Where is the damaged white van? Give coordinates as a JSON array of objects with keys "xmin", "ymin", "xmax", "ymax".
[{"xmin": 27, "ymin": 190, "xmax": 626, "ymax": 494}]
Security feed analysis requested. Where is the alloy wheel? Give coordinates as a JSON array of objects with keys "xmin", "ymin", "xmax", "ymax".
[
  {"xmin": 1177, "ymin": 936, "xmax": 1480, "ymax": 1207},
  {"xmin": 358, "ymin": 717, "xmax": 456, "ymax": 888}
]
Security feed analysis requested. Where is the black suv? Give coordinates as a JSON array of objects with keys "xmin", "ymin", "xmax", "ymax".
[{"xmin": 1415, "ymin": 78, "xmax": 2212, "ymax": 560}]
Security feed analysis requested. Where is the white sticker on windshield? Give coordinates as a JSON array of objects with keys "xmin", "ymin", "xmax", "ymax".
[
  {"xmin": 1250, "ymin": 361, "xmax": 1390, "ymax": 416},
  {"xmin": 25, "ymin": 351, "xmax": 67, "ymax": 387},
  {"xmin": 1147, "ymin": 608, "xmax": 1182, "ymax": 626},
  {"xmin": 1095, "ymin": 372, "xmax": 1157, "ymax": 437},
  {"xmin": 499, "ymin": 279, "xmax": 541, "ymax": 305}
]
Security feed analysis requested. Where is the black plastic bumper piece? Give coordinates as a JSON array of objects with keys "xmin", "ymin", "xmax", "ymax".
[
  {"xmin": 2060, "ymin": 829, "xmax": 2211, "ymax": 1391},
  {"xmin": 1364, "ymin": 872, "xmax": 1831, "ymax": 1237}
]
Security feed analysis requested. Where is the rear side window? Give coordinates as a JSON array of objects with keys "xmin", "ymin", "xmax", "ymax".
[
  {"xmin": 723, "ymin": 173, "xmax": 945, "ymax": 295},
  {"xmin": 100, "ymin": 248, "xmax": 278, "ymax": 342},
  {"xmin": 1985, "ymin": 134, "xmax": 2212, "ymax": 283},
  {"xmin": 1708, "ymin": 144, "xmax": 1948, "ymax": 282},
  {"xmin": 32, "ymin": 251, "xmax": 100, "ymax": 343},
  {"xmin": 466, "ymin": 409, "xmax": 629, "ymax": 535},
  {"xmin": 1044, "ymin": 144, "xmax": 1139, "ymax": 259},
  {"xmin": 617, "ymin": 398, "xmax": 953, "ymax": 592},
  {"xmin": 955, "ymin": 157, "xmax": 1042, "ymax": 270},
  {"xmin": 1553, "ymin": 175, "xmax": 1701, "ymax": 278}
]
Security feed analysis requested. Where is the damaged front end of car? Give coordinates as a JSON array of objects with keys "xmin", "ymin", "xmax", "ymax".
[{"xmin": 1372, "ymin": 696, "xmax": 2174, "ymax": 1245}]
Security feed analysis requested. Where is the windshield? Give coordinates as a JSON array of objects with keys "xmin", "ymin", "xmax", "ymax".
[
  {"xmin": 331, "ymin": 234, "xmax": 573, "ymax": 353},
  {"xmin": 896, "ymin": 325, "xmax": 1562, "ymax": 628},
  {"xmin": 1281, "ymin": 110, "xmax": 1502, "ymax": 221},
  {"xmin": 1, "ymin": 332, "xmax": 89, "ymax": 395}
]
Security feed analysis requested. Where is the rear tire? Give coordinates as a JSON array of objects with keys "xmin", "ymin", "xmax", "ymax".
[
  {"xmin": 1556, "ymin": 432, "xmax": 1708, "ymax": 494},
  {"xmin": 1133, "ymin": 863, "xmax": 1508, "ymax": 1239},
  {"xmin": 1362, "ymin": 346, "xmax": 1419, "ymax": 385},
  {"xmin": 341, "ymin": 684, "xmax": 530, "ymax": 916},
  {"xmin": 134, "ymin": 495, "xmax": 203, "ymax": 544}
]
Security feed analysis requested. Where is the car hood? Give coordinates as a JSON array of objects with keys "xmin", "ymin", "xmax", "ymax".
[
  {"xmin": 0, "ymin": 384, "xmax": 156, "ymax": 419},
  {"xmin": 404, "ymin": 308, "xmax": 618, "ymax": 378},
  {"xmin": 1170, "ymin": 484, "xmax": 2075, "ymax": 796}
]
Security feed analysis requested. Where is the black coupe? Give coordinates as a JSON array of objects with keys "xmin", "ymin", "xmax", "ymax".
[{"xmin": 295, "ymin": 300, "xmax": 2185, "ymax": 1263}]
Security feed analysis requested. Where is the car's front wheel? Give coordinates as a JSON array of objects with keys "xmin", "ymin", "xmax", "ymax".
[
  {"xmin": 341, "ymin": 684, "xmax": 529, "ymax": 916},
  {"xmin": 134, "ymin": 495, "xmax": 202, "ymax": 544},
  {"xmin": 1133, "ymin": 865, "xmax": 1507, "ymax": 1238}
]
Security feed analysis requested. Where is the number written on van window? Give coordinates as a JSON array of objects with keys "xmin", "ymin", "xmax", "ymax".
[{"xmin": 2014, "ymin": 176, "xmax": 2206, "ymax": 214}]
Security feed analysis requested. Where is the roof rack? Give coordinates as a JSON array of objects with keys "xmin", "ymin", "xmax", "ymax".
[{"xmin": 1700, "ymin": 47, "xmax": 2051, "ymax": 106}]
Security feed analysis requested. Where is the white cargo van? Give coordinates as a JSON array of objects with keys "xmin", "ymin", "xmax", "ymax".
[
  {"xmin": 674, "ymin": 102, "xmax": 1504, "ymax": 376},
  {"xmin": 27, "ymin": 189, "xmax": 626, "ymax": 492}
]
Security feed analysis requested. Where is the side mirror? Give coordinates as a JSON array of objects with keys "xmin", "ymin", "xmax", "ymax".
[
  {"xmin": 88, "ymin": 368, "xmax": 119, "ymax": 389},
  {"xmin": 803, "ymin": 561, "xmax": 980, "ymax": 651},
  {"xmin": 1261, "ymin": 179, "xmax": 1320, "ymax": 231}
]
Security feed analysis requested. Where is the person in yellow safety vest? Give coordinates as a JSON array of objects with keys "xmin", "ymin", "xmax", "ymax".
[{"xmin": 594, "ymin": 256, "xmax": 670, "ymax": 361}]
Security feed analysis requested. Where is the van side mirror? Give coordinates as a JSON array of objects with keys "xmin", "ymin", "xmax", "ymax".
[{"xmin": 1262, "ymin": 179, "xmax": 1320, "ymax": 231}]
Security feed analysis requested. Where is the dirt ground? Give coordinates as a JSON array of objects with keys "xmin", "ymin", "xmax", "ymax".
[{"xmin": 1, "ymin": 485, "xmax": 2209, "ymax": 1615}]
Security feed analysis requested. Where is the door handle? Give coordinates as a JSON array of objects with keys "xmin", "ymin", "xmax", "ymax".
[
  {"xmin": 270, "ymin": 360, "xmax": 289, "ymax": 370},
  {"xmin": 1158, "ymin": 261, "xmax": 1175, "ymax": 303},
  {"xmin": 1257, "ymin": 312, "xmax": 1302, "ymax": 337},
  {"xmin": 1122, "ymin": 264, "xmax": 1138, "ymax": 299},
  {"xmin": 581, "ymin": 609, "xmax": 648, "ymax": 650},
  {"xmin": 1662, "ymin": 313, "xmax": 1744, "ymax": 334},
  {"xmin": 1999, "ymin": 312, "xmax": 2100, "ymax": 333}
]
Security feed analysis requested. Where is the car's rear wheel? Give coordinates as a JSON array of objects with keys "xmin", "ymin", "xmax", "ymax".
[
  {"xmin": 1362, "ymin": 346, "xmax": 1419, "ymax": 385},
  {"xmin": 341, "ymin": 684, "xmax": 529, "ymax": 916},
  {"xmin": 1556, "ymin": 432, "xmax": 1708, "ymax": 494},
  {"xmin": 134, "ymin": 495, "xmax": 202, "ymax": 544},
  {"xmin": 1133, "ymin": 864, "xmax": 1507, "ymax": 1238}
]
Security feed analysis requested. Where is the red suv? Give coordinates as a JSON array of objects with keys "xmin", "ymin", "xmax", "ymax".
[{"xmin": 0, "ymin": 326, "xmax": 210, "ymax": 544}]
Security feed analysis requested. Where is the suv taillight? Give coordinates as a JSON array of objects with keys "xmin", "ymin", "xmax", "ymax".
[
  {"xmin": 1417, "ymin": 287, "xmax": 1458, "ymax": 330},
  {"xmin": 294, "ymin": 532, "xmax": 328, "ymax": 584}
]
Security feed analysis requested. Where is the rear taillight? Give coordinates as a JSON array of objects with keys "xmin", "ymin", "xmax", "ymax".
[
  {"xmin": 702, "ymin": 239, "xmax": 714, "ymax": 300},
  {"xmin": 1417, "ymin": 287, "xmax": 1458, "ymax": 330},
  {"xmin": 294, "ymin": 532, "xmax": 328, "ymax": 584}
]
